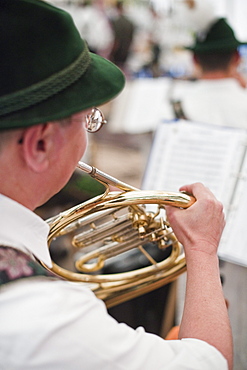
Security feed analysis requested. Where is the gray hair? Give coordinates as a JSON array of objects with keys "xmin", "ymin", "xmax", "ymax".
[{"xmin": 0, "ymin": 128, "xmax": 22, "ymax": 153}]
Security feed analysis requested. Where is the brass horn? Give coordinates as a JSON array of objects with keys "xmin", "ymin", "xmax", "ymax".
[{"xmin": 41, "ymin": 161, "xmax": 195, "ymax": 308}]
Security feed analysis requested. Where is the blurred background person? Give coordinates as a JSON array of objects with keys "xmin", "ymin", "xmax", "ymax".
[
  {"xmin": 109, "ymin": 1, "xmax": 135, "ymax": 75},
  {"xmin": 70, "ymin": 0, "xmax": 114, "ymax": 59},
  {"xmin": 171, "ymin": 18, "xmax": 247, "ymax": 128}
]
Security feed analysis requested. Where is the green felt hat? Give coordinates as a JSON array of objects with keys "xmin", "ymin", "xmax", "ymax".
[
  {"xmin": 188, "ymin": 18, "xmax": 247, "ymax": 53},
  {"xmin": 0, "ymin": 0, "xmax": 125, "ymax": 130}
]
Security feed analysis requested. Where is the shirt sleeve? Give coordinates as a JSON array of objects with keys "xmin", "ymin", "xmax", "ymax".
[{"xmin": 0, "ymin": 279, "xmax": 228, "ymax": 370}]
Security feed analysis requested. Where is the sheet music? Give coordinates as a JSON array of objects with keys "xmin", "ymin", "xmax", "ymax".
[{"xmin": 142, "ymin": 120, "xmax": 247, "ymax": 266}]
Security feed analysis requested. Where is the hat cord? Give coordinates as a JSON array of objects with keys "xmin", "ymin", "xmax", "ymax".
[{"xmin": 0, "ymin": 47, "xmax": 91, "ymax": 117}]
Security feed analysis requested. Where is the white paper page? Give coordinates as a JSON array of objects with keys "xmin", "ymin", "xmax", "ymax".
[
  {"xmin": 109, "ymin": 77, "xmax": 174, "ymax": 134},
  {"xmin": 142, "ymin": 120, "xmax": 247, "ymax": 266},
  {"xmin": 107, "ymin": 81, "xmax": 133, "ymax": 133}
]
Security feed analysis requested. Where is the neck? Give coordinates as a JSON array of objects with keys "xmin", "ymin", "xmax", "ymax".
[
  {"xmin": 0, "ymin": 173, "xmax": 37, "ymax": 211},
  {"xmin": 0, "ymin": 157, "xmax": 44, "ymax": 211},
  {"xmin": 200, "ymin": 70, "xmax": 231, "ymax": 80}
]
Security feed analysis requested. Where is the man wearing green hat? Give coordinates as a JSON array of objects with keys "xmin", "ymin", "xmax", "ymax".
[
  {"xmin": 172, "ymin": 18, "xmax": 247, "ymax": 128},
  {"xmin": 0, "ymin": 1, "xmax": 232, "ymax": 369}
]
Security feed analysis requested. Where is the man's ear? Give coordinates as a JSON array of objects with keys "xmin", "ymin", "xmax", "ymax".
[
  {"xmin": 232, "ymin": 50, "xmax": 241, "ymax": 66},
  {"xmin": 193, "ymin": 54, "xmax": 199, "ymax": 65},
  {"xmin": 21, "ymin": 123, "xmax": 57, "ymax": 173}
]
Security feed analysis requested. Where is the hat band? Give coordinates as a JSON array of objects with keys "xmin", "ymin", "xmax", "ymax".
[{"xmin": 0, "ymin": 47, "xmax": 91, "ymax": 117}]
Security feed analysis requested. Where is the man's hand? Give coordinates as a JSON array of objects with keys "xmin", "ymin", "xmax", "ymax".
[{"xmin": 165, "ymin": 182, "xmax": 225, "ymax": 257}]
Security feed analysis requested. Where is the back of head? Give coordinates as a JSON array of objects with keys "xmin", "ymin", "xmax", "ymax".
[
  {"xmin": 0, "ymin": 0, "xmax": 125, "ymax": 131},
  {"xmin": 195, "ymin": 50, "xmax": 238, "ymax": 72},
  {"xmin": 116, "ymin": 1, "xmax": 124, "ymax": 13}
]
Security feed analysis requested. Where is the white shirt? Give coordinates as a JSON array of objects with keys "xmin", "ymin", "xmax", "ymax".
[
  {"xmin": 0, "ymin": 194, "xmax": 228, "ymax": 369},
  {"xmin": 172, "ymin": 78, "xmax": 247, "ymax": 129}
]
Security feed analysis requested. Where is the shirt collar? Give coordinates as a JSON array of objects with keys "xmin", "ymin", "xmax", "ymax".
[{"xmin": 0, "ymin": 194, "xmax": 52, "ymax": 267}]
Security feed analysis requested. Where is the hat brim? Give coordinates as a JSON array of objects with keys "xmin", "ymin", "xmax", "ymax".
[
  {"xmin": 0, "ymin": 53, "xmax": 125, "ymax": 129},
  {"xmin": 186, "ymin": 40, "xmax": 247, "ymax": 53}
]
